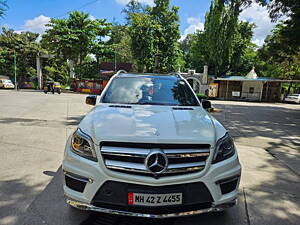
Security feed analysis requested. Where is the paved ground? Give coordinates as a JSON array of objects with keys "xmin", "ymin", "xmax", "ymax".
[{"xmin": 0, "ymin": 90, "xmax": 299, "ymax": 225}]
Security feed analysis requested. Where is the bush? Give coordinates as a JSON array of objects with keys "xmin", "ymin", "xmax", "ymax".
[{"xmin": 196, "ymin": 93, "xmax": 208, "ymax": 101}]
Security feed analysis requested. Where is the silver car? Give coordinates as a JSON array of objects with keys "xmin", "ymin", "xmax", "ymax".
[{"xmin": 285, "ymin": 94, "xmax": 300, "ymax": 104}]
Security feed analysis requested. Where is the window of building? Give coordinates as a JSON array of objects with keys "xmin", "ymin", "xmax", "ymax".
[{"xmin": 249, "ymin": 87, "xmax": 254, "ymax": 94}]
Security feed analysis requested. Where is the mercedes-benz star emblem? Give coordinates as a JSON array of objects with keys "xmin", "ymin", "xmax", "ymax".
[{"xmin": 145, "ymin": 150, "xmax": 168, "ymax": 175}]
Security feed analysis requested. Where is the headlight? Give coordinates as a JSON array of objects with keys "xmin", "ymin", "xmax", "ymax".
[
  {"xmin": 213, "ymin": 133, "xmax": 235, "ymax": 164},
  {"xmin": 71, "ymin": 128, "xmax": 97, "ymax": 162}
]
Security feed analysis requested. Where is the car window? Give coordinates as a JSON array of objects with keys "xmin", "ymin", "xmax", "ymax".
[
  {"xmin": 101, "ymin": 77, "xmax": 199, "ymax": 106},
  {"xmin": 288, "ymin": 94, "xmax": 299, "ymax": 97}
]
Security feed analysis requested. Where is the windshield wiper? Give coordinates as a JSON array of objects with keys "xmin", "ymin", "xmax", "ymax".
[{"xmin": 137, "ymin": 102, "xmax": 178, "ymax": 106}]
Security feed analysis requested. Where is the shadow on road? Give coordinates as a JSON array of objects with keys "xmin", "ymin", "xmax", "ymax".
[
  {"xmin": 80, "ymin": 213, "xmax": 176, "ymax": 225},
  {"xmin": 213, "ymin": 103, "xmax": 300, "ymax": 175},
  {"xmin": 0, "ymin": 115, "xmax": 85, "ymax": 127},
  {"xmin": 212, "ymin": 103, "xmax": 300, "ymax": 224},
  {"xmin": 0, "ymin": 177, "xmax": 45, "ymax": 225},
  {"xmin": 3, "ymin": 102, "xmax": 299, "ymax": 225}
]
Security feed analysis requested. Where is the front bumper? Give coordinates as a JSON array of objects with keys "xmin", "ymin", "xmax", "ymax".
[
  {"xmin": 4, "ymin": 85, "xmax": 14, "ymax": 89},
  {"xmin": 63, "ymin": 137, "xmax": 241, "ymax": 218},
  {"xmin": 66, "ymin": 198, "xmax": 237, "ymax": 218}
]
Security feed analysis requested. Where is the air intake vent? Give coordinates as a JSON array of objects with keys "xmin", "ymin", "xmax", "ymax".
[
  {"xmin": 109, "ymin": 105, "xmax": 132, "ymax": 109},
  {"xmin": 172, "ymin": 107, "xmax": 194, "ymax": 110}
]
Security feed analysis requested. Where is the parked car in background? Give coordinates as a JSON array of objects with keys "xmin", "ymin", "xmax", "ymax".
[
  {"xmin": 0, "ymin": 79, "xmax": 15, "ymax": 89},
  {"xmin": 285, "ymin": 94, "xmax": 300, "ymax": 104}
]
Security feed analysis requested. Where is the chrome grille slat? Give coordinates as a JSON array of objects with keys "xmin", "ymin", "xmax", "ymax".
[
  {"xmin": 166, "ymin": 166, "xmax": 205, "ymax": 174},
  {"xmin": 105, "ymin": 159, "xmax": 147, "ymax": 172},
  {"xmin": 101, "ymin": 146, "xmax": 149, "ymax": 156},
  {"xmin": 102, "ymin": 152, "xmax": 147, "ymax": 158},
  {"xmin": 164, "ymin": 149, "xmax": 210, "ymax": 154},
  {"xmin": 100, "ymin": 142, "xmax": 210, "ymax": 177},
  {"xmin": 166, "ymin": 153, "xmax": 210, "ymax": 158},
  {"xmin": 168, "ymin": 161, "xmax": 206, "ymax": 169}
]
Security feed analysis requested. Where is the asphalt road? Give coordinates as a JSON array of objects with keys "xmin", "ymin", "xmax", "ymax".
[{"xmin": 0, "ymin": 90, "xmax": 299, "ymax": 225}]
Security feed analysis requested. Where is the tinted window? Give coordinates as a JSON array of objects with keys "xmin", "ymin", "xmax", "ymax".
[{"xmin": 102, "ymin": 77, "xmax": 199, "ymax": 106}]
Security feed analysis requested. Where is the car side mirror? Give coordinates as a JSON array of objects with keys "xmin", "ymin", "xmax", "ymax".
[
  {"xmin": 86, "ymin": 95, "xmax": 97, "ymax": 106},
  {"xmin": 202, "ymin": 100, "xmax": 211, "ymax": 110}
]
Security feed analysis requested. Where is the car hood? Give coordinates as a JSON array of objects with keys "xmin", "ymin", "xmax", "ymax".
[{"xmin": 79, "ymin": 104, "xmax": 225, "ymax": 146}]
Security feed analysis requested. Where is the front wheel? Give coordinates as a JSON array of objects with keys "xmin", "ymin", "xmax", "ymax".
[
  {"xmin": 44, "ymin": 90, "xmax": 47, "ymax": 94},
  {"xmin": 57, "ymin": 89, "xmax": 61, "ymax": 94}
]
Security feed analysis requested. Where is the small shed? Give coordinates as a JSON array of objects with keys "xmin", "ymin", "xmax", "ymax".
[{"xmin": 213, "ymin": 75, "xmax": 282, "ymax": 102}]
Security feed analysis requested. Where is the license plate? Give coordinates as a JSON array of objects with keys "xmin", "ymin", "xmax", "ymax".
[{"xmin": 128, "ymin": 192, "xmax": 182, "ymax": 206}]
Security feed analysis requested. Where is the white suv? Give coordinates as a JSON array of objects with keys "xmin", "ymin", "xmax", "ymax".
[{"xmin": 63, "ymin": 72, "xmax": 241, "ymax": 218}]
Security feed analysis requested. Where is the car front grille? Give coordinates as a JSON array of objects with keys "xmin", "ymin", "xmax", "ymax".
[{"xmin": 100, "ymin": 142, "xmax": 211, "ymax": 177}]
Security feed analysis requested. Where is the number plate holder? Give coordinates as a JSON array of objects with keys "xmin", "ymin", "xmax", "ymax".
[{"xmin": 128, "ymin": 192, "xmax": 183, "ymax": 206}]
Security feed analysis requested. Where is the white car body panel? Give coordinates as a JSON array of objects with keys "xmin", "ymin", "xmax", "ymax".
[
  {"xmin": 79, "ymin": 105, "xmax": 222, "ymax": 145},
  {"xmin": 0, "ymin": 79, "xmax": 15, "ymax": 89},
  {"xmin": 285, "ymin": 94, "xmax": 300, "ymax": 104}
]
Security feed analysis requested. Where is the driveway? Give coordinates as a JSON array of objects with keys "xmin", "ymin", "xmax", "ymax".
[{"xmin": 0, "ymin": 90, "xmax": 299, "ymax": 225}]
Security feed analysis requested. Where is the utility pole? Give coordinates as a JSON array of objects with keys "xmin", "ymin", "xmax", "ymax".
[
  {"xmin": 154, "ymin": 53, "xmax": 161, "ymax": 73},
  {"xmin": 114, "ymin": 52, "xmax": 117, "ymax": 72},
  {"xmin": 13, "ymin": 50, "xmax": 17, "ymax": 90}
]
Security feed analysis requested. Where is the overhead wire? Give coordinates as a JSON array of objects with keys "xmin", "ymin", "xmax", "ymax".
[{"xmin": 54, "ymin": 0, "xmax": 101, "ymax": 18}]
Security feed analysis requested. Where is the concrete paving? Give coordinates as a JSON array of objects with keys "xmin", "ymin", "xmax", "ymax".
[{"xmin": 0, "ymin": 90, "xmax": 299, "ymax": 225}]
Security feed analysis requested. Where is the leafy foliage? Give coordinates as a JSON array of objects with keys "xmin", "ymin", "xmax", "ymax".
[
  {"xmin": 129, "ymin": 13, "xmax": 158, "ymax": 72},
  {"xmin": 244, "ymin": 0, "xmax": 300, "ymax": 48},
  {"xmin": 0, "ymin": 0, "xmax": 7, "ymax": 18},
  {"xmin": 150, "ymin": 0, "xmax": 183, "ymax": 72},
  {"xmin": 180, "ymin": 32, "xmax": 206, "ymax": 72},
  {"xmin": 122, "ymin": 0, "xmax": 147, "ymax": 24},
  {"xmin": 41, "ymin": 11, "xmax": 111, "ymax": 79},
  {"xmin": 0, "ymin": 28, "xmax": 41, "ymax": 79},
  {"xmin": 128, "ymin": 0, "xmax": 183, "ymax": 73},
  {"xmin": 1, "ymin": 0, "xmax": 299, "ymax": 89},
  {"xmin": 182, "ymin": 0, "xmax": 255, "ymax": 76},
  {"xmin": 257, "ymin": 23, "xmax": 300, "ymax": 80},
  {"xmin": 105, "ymin": 23, "xmax": 134, "ymax": 65}
]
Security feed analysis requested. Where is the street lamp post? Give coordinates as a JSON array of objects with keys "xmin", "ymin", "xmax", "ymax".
[{"xmin": 13, "ymin": 50, "xmax": 17, "ymax": 90}]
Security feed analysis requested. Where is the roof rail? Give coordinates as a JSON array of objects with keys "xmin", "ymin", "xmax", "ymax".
[
  {"xmin": 115, "ymin": 70, "xmax": 127, "ymax": 76},
  {"xmin": 168, "ymin": 72, "xmax": 182, "ymax": 77}
]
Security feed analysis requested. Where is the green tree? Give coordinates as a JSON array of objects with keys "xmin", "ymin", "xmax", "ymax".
[
  {"xmin": 0, "ymin": 0, "xmax": 7, "ymax": 18},
  {"xmin": 257, "ymin": 23, "xmax": 300, "ymax": 81},
  {"xmin": 181, "ymin": 32, "xmax": 206, "ymax": 72},
  {"xmin": 41, "ymin": 11, "xmax": 111, "ymax": 79},
  {"xmin": 128, "ymin": 0, "xmax": 182, "ymax": 73},
  {"xmin": 241, "ymin": 0, "xmax": 300, "ymax": 48},
  {"xmin": 122, "ymin": 0, "xmax": 147, "ymax": 24},
  {"xmin": 150, "ymin": 0, "xmax": 183, "ymax": 72},
  {"xmin": 129, "ymin": 13, "xmax": 158, "ymax": 72},
  {"xmin": 0, "ymin": 28, "xmax": 41, "ymax": 80},
  {"xmin": 230, "ymin": 21, "xmax": 256, "ymax": 75},
  {"xmin": 105, "ymin": 23, "xmax": 134, "ymax": 65},
  {"xmin": 203, "ymin": 0, "xmax": 243, "ymax": 76}
]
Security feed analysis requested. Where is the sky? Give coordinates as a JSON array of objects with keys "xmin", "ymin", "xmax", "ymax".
[{"xmin": 0, "ymin": 0, "xmax": 280, "ymax": 46}]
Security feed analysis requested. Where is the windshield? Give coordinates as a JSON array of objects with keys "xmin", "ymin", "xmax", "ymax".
[
  {"xmin": 101, "ymin": 76, "xmax": 199, "ymax": 106},
  {"xmin": 3, "ymin": 80, "xmax": 12, "ymax": 84}
]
